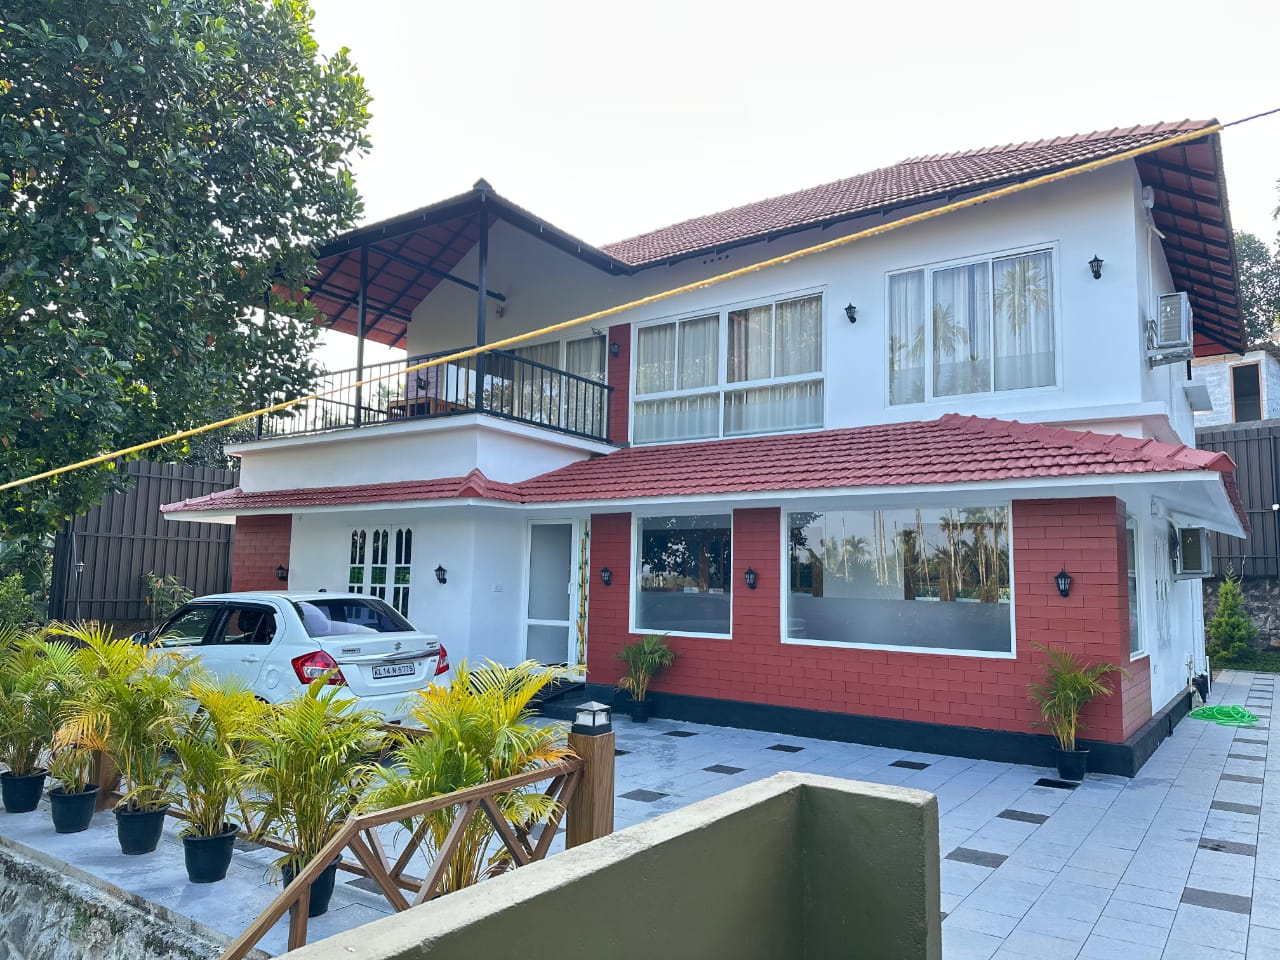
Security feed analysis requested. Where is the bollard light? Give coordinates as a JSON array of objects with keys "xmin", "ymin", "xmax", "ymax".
[{"xmin": 572, "ymin": 701, "xmax": 612, "ymax": 735}]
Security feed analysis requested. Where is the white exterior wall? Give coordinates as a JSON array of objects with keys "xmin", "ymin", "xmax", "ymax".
[{"xmin": 1192, "ymin": 350, "xmax": 1280, "ymax": 427}]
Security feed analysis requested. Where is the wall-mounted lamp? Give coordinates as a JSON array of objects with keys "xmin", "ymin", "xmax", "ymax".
[
  {"xmin": 609, "ymin": 341, "xmax": 620, "ymax": 358},
  {"xmin": 1055, "ymin": 568, "xmax": 1072, "ymax": 598},
  {"xmin": 1088, "ymin": 255, "xmax": 1104, "ymax": 280},
  {"xmin": 600, "ymin": 566, "xmax": 612, "ymax": 586},
  {"xmin": 275, "ymin": 565, "xmax": 288, "ymax": 582},
  {"xmin": 744, "ymin": 567, "xmax": 758, "ymax": 590},
  {"xmin": 844, "ymin": 303, "xmax": 857, "ymax": 324},
  {"xmin": 434, "ymin": 564, "xmax": 448, "ymax": 585}
]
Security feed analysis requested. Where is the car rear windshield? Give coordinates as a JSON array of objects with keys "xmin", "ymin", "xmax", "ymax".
[{"xmin": 293, "ymin": 598, "xmax": 415, "ymax": 637}]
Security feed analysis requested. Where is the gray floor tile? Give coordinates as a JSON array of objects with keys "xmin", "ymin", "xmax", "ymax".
[
  {"xmin": 1078, "ymin": 934, "xmax": 1164, "ymax": 960},
  {"xmin": 942, "ymin": 924, "xmax": 1005, "ymax": 960}
]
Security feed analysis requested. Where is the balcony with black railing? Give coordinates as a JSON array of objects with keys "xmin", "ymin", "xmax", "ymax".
[{"xmin": 257, "ymin": 348, "xmax": 613, "ymax": 444}]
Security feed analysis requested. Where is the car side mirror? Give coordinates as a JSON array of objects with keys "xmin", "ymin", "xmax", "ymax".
[{"xmin": 129, "ymin": 630, "xmax": 150, "ymax": 644}]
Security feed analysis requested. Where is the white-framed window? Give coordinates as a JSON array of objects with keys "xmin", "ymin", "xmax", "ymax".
[
  {"xmin": 785, "ymin": 506, "xmax": 1014, "ymax": 657},
  {"xmin": 634, "ymin": 514, "xmax": 733, "ymax": 636},
  {"xmin": 888, "ymin": 248, "xmax": 1056, "ymax": 405},
  {"xmin": 1126, "ymin": 516, "xmax": 1144, "ymax": 659},
  {"xmin": 632, "ymin": 293, "xmax": 824, "ymax": 444},
  {"xmin": 348, "ymin": 527, "xmax": 413, "ymax": 616}
]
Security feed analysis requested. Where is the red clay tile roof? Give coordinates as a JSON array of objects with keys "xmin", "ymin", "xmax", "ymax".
[
  {"xmin": 601, "ymin": 121, "xmax": 1215, "ymax": 267},
  {"xmin": 162, "ymin": 416, "xmax": 1245, "ymax": 529}
]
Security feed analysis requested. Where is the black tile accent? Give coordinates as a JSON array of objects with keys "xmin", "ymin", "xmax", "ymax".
[
  {"xmin": 1211, "ymin": 800, "xmax": 1261, "ymax": 816},
  {"xmin": 1235, "ymin": 737, "xmax": 1268, "ymax": 745},
  {"xmin": 891, "ymin": 759, "xmax": 931, "ymax": 770},
  {"xmin": 941, "ymin": 912, "xmax": 948, "ymax": 921},
  {"xmin": 663, "ymin": 730, "xmax": 698, "ymax": 738},
  {"xmin": 768, "ymin": 744, "xmax": 805, "ymax": 753},
  {"xmin": 946, "ymin": 847, "xmax": 1007, "ymax": 869},
  {"xmin": 704, "ymin": 764, "xmax": 745, "ymax": 775},
  {"xmin": 345, "ymin": 875, "xmax": 384, "ymax": 894},
  {"xmin": 1034, "ymin": 777, "xmax": 1079, "ymax": 790},
  {"xmin": 1181, "ymin": 887, "xmax": 1252, "ymax": 914},
  {"xmin": 614, "ymin": 749, "xmax": 630, "ymax": 756},
  {"xmin": 620, "ymin": 789, "xmax": 669, "ymax": 803},
  {"xmin": 998, "ymin": 809, "xmax": 1050, "ymax": 825},
  {"xmin": 1221, "ymin": 773, "xmax": 1265, "ymax": 785},
  {"xmin": 1199, "ymin": 837, "xmax": 1257, "ymax": 857},
  {"xmin": 1228, "ymin": 752, "xmax": 1265, "ymax": 762}
]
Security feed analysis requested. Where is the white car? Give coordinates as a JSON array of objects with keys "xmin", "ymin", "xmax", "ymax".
[{"xmin": 141, "ymin": 592, "xmax": 449, "ymax": 721}]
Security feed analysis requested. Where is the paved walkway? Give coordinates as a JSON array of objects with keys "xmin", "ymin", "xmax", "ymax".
[{"xmin": 1, "ymin": 672, "xmax": 1275, "ymax": 957}]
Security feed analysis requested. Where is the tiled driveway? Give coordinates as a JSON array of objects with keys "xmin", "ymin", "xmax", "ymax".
[{"xmin": 608, "ymin": 669, "xmax": 1277, "ymax": 960}]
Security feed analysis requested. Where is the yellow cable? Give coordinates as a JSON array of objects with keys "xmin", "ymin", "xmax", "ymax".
[{"xmin": 0, "ymin": 120, "xmax": 1233, "ymax": 493}]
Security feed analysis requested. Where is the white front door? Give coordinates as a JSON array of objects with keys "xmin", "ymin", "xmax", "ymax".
[{"xmin": 524, "ymin": 521, "xmax": 578, "ymax": 666}]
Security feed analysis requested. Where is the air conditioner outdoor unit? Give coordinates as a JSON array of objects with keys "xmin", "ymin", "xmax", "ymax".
[{"xmin": 1147, "ymin": 292, "xmax": 1193, "ymax": 366}]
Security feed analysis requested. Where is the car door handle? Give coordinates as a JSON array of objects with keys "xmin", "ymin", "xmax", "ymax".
[{"xmin": 241, "ymin": 655, "xmax": 262, "ymax": 664}]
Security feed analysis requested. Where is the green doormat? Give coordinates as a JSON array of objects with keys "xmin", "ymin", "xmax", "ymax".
[{"xmin": 1188, "ymin": 705, "xmax": 1260, "ymax": 726}]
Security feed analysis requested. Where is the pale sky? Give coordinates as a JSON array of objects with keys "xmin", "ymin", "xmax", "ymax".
[{"xmin": 308, "ymin": 0, "xmax": 1280, "ymax": 369}]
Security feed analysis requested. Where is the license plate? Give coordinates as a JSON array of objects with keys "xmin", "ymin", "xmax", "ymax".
[{"xmin": 372, "ymin": 662, "xmax": 417, "ymax": 680}]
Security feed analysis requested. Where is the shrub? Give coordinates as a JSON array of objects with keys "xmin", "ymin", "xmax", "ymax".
[
  {"xmin": 0, "ymin": 574, "xmax": 32, "ymax": 631},
  {"xmin": 1207, "ymin": 575, "xmax": 1257, "ymax": 666},
  {"xmin": 615, "ymin": 634, "xmax": 676, "ymax": 703}
]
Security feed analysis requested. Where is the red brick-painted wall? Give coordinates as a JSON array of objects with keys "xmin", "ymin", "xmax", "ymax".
[
  {"xmin": 606, "ymin": 323, "xmax": 630, "ymax": 444},
  {"xmin": 587, "ymin": 497, "xmax": 1145, "ymax": 744},
  {"xmin": 230, "ymin": 515, "xmax": 292, "ymax": 591}
]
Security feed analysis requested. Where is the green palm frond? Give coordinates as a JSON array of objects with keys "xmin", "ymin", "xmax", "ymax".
[
  {"xmin": 615, "ymin": 634, "xmax": 676, "ymax": 702},
  {"xmin": 1027, "ymin": 643, "xmax": 1124, "ymax": 751}
]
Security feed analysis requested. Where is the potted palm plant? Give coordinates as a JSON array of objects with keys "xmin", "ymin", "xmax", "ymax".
[
  {"xmin": 615, "ymin": 633, "xmax": 676, "ymax": 723},
  {"xmin": 1028, "ymin": 644, "xmax": 1123, "ymax": 781},
  {"xmin": 244, "ymin": 681, "xmax": 385, "ymax": 917},
  {"xmin": 0, "ymin": 629, "xmax": 62, "ymax": 813},
  {"xmin": 172, "ymin": 677, "xmax": 270, "ymax": 883},
  {"xmin": 58, "ymin": 625, "xmax": 190, "ymax": 854},
  {"xmin": 39, "ymin": 637, "xmax": 100, "ymax": 833},
  {"xmin": 364, "ymin": 660, "xmax": 578, "ymax": 893}
]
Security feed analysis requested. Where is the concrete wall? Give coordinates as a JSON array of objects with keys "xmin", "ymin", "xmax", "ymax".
[
  {"xmin": 587, "ymin": 498, "xmax": 1146, "ymax": 743},
  {"xmin": 1192, "ymin": 351, "xmax": 1280, "ymax": 428},
  {"xmin": 288, "ymin": 773, "xmax": 940, "ymax": 960}
]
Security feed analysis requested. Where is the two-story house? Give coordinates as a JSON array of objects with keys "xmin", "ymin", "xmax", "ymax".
[{"xmin": 163, "ymin": 119, "xmax": 1247, "ymax": 774}]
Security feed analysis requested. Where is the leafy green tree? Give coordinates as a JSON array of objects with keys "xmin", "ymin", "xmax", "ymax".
[
  {"xmin": 0, "ymin": 0, "xmax": 371, "ymax": 540},
  {"xmin": 1235, "ymin": 231, "xmax": 1280, "ymax": 345},
  {"xmin": 1207, "ymin": 575, "xmax": 1258, "ymax": 665}
]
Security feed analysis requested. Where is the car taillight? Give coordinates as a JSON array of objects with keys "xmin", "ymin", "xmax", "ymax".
[
  {"xmin": 434, "ymin": 645, "xmax": 450, "ymax": 676},
  {"xmin": 291, "ymin": 651, "xmax": 346, "ymax": 686}
]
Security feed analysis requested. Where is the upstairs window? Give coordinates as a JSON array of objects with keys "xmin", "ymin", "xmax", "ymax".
[
  {"xmin": 889, "ymin": 249, "xmax": 1056, "ymax": 404},
  {"xmin": 633, "ymin": 294, "xmax": 824, "ymax": 444}
]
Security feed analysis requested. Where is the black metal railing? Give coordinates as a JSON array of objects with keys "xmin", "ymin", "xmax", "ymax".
[{"xmin": 258, "ymin": 347, "xmax": 612, "ymax": 443}]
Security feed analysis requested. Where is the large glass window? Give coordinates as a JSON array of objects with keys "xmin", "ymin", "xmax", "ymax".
[
  {"xmin": 787, "ymin": 507, "xmax": 1012, "ymax": 654},
  {"xmin": 633, "ymin": 294, "xmax": 824, "ymax": 444},
  {"xmin": 636, "ymin": 515, "xmax": 732, "ymax": 635},
  {"xmin": 889, "ymin": 249, "xmax": 1055, "ymax": 404}
]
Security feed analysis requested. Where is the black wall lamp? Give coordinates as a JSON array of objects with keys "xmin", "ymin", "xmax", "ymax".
[
  {"xmin": 609, "ymin": 341, "xmax": 620, "ymax": 358},
  {"xmin": 275, "ymin": 564, "xmax": 288, "ymax": 582},
  {"xmin": 744, "ymin": 567, "xmax": 758, "ymax": 590},
  {"xmin": 844, "ymin": 303, "xmax": 857, "ymax": 323},
  {"xmin": 1055, "ymin": 568, "xmax": 1072, "ymax": 598},
  {"xmin": 600, "ymin": 566, "xmax": 612, "ymax": 586},
  {"xmin": 1088, "ymin": 255, "xmax": 1104, "ymax": 280},
  {"xmin": 434, "ymin": 564, "xmax": 448, "ymax": 585}
]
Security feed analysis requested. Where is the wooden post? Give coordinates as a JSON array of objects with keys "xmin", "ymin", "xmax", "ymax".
[{"xmin": 566, "ymin": 702, "xmax": 615, "ymax": 848}]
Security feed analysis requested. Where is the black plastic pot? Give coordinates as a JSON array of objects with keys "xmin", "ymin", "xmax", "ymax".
[
  {"xmin": 629, "ymin": 698, "xmax": 650, "ymax": 723},
  {"xmin": 115, "ymin": 804, "xmax": 170, "ymax": 855},
  {"xmin": 1192, "ymin": 674, "xmax": 1210, "ymax": 702},
  {"xmin": 49, "ymin": 785, "xmax": 100, "ymax": 834},
  {"xmin": 1053, "ymin": 747, "xmax": 1089, "ymax": 782},
  {"xmin": 1, "ymin": 770, "xmax": 48, "ymax": 814},
  {"xmin": 282, "ymin": 857, "xmax": 341, "ymax": 917},
  {"xmin": 183, "ymin": 822, "xmax": 239, "ymax": 884}
]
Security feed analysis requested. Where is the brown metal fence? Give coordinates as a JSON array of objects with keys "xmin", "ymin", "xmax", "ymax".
[
  {"xmin": 1196, "ymin": 419, "xmax": 1280, "ymax": 579},
  {"xmin": 49, "ymin": 461, "xmax": 237, "ymax": 624}
]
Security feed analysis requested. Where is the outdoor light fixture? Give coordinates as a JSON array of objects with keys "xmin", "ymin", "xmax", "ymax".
[
  {"xmin": 572, "ymin": 700, "xmax": 612, "ymax": 735},
  {"xmin": 744, "ymin": 567, "xmax": 758, "ymax": 590},
  {"xmin": 275, "ymin": 565, "xmax": 288, "ymax": 582},
  {"xmin": 1088, "ymin": 255, "xmax": 1104, "ymax": 280},
  {"xmin": 600, "ymin": 566, "xmax": 612, "ymax": 586},
  {"xmin": 610, "ymin": 341, "xmax": 620, "ymax": 358},
  {"xmin": 844, "ymin": 303, "xmax": 857, "ymax": 323},
  {"xmin": 434, "ymin": 564, "xmax": 447, "ymax": 585},
  {"xmin": 1055, "ymin": 569, "xmax": 1072, "ymax": 598}
]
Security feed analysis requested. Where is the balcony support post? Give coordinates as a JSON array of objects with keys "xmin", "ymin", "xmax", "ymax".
[
  {"xmin": 355, "ymin": 243, "xmax": 368, "ymax": 427},
  {"xmin": 474, "ymin": 188, "xmax": 489, "ymax": 413}
]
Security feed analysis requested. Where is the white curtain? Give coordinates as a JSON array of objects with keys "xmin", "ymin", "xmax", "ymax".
[
  {"xmin": 636, "ymin": 323, "xmax": 677, "ymax": 394},
  {"xmin": 724, "ymin": 382, "xmax": 823, "ymax": 436},
  {"xmin": 888, "ymin": 271, "xmax": 925, "ymax": 405},
  {"xmin": 932, "ymin": 262, "xmax": 991, "ymax": 397},
  {"xmin": 566, "ymin": 335, "xmax": 605, "ymax": 381},
  {"xmin": 511, "ymin": 341, "xmax": 562, "ymax": 425},
  {"xmin": 775, "ymin": 295, "xmax": 822, "ymax": 377},
  {"xmin": 727, "ymin": 305, "xmax": 772, "ymax": 383},
  {"xmin": 565, "ymin": 335, "xmax": 606, "ymax": 434},
  {"xmin": 633, "ymin": 394, "xmax": 719, "ymax": 443},
  {"xmin": 993, "ymin": 251, "xmax": 1055, "ymax": 390},
  {"xmin": 678, "ymin": 315, "xmax": 719, "ymax": 389}
]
